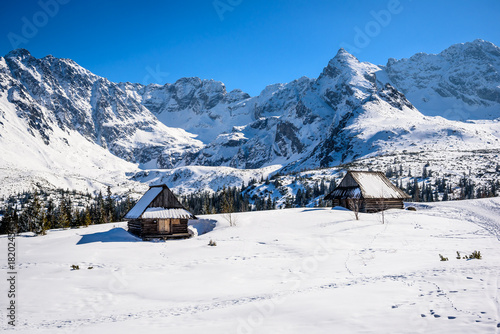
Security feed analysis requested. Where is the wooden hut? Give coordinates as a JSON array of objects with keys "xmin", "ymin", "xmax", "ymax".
[
  {"xmin": 124, "ymin": 184, "xmax": 196, "ymax": 240},
  {"xmin": 324, "ymin": 171, "xmax": 410, "ymax": 213}
]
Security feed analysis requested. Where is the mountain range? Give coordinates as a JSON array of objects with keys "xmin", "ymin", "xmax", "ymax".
[{"xmin": 0, "ymin": 39, "xmax": 499, "ymax": 197}]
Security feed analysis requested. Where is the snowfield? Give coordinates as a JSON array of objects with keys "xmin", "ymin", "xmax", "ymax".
[{"xmin": 2, "ymin": 198, "xmax": 500, "ymax": 333}]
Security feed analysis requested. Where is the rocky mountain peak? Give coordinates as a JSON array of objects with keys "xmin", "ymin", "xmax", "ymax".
[
  {"xmin": 385, "ymin": 40, "xmax": 500, "ymax": 120},
  {"xmin": 5, "ymin": 48, "xmax": 32, "ymax": 59},
  {"xmin": 318, "ymin": 48, "xmax": 362, "ymax": 80},
  {"xmin": 0, "ymin": 40, "xmax": 499, "ymax": 178}
]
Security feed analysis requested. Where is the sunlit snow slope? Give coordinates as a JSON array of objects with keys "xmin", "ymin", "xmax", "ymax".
[{"xmin": 1, "ymin": 198, "xmax": 499, "ymax": 333}]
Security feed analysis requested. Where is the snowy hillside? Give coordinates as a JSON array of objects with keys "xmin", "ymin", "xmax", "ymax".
[
  {"xmin": 0, "ymin": 92, "xmax": 144, "ymax": 198},
  {"xmin": 1, "ymin": 198, "xmax": 499, "ymax": 333},
  {"xmin": 384, "ymin": 39, "xmax": 500, "ymax": 120},
  {"xmin": 0, "ymin": 40, "xmax": 500, "ymax": 197}
]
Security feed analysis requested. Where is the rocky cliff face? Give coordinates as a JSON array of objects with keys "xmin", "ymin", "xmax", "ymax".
[
  {"xmin": 0, "ymin": 49, "xmax": 203, "ymax": 169},
  {"xmin": 384, "ymin": 39, "xmax": 500, "ymax": 120},
  {"xmin": 1, "ymin": 40, "xmax": 499, "ymax": 182}
]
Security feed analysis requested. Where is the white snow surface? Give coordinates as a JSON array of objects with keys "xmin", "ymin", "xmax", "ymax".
[
  {"xmin": 1, "ymin": 43, "xmax": 500, "ymax": 197},
  {"xmin": 350, "ymin": 172, "xmax": 408, "ymax": 199},
  {"xmin": 142, "ymin": 208, "xmax": 194, "ymax": 219},
  {"xmin": 2, "ymin": 198, "xmax": 500, "ymax": 333}
]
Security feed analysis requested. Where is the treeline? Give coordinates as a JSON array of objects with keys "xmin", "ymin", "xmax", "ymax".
[
  {"xmin": 2, "ymin": 167, "xmax": 499, "ymax": 234},
  {"xmin": 401, "ymin": 175, "xmax": 499, "ymax": 202},
  {"xmin": 180, "ymin": 176, "xmax": 338, "ymax": 215},
  {"xmin": 181, "ymin": 186, "xmax": 253, "ymax": 215},
  {"xmin": 181, "ymin": 169, "xmax": 499, "ymax": 216},
  {"xmin": 387, "ymin": 165, "xmax": 500, "ymax": 202},
  {"xmin": 0, "ymin": 187, "xmax": 136, "ymax": 235}
]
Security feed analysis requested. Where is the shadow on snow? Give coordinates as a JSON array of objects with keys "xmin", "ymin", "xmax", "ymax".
[{"xmin": 77, "ymin": 227, "xmax": 141, "ymax": 245}]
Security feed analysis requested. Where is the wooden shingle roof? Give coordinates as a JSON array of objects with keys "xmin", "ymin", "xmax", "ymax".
[
  {"xmin": 124, "ymin": 184, "xmax": 194, "ymax": 220},
  {"xmin": 326, "ymin": 171, "xmax": 410, "ymax": 200}
]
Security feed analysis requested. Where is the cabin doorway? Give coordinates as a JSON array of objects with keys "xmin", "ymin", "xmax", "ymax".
[{"xmin": 158, "ymin": 219, "xmax": 171, "ymax": 233}]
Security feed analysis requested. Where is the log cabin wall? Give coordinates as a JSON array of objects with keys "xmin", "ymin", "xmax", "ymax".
[
  {"xmin": 141, "ymin": 219, "xmax": 160, "ymax": 236},
  {"xmin": 362, "ymin": 199, "xmax": 404, "ymax": 213},
  {"xmin": 171, "ymin": 219, "xmax": 188, "ymax": 234},
  {"xmin": 331, "ymin": 198, "xmax": 404, "ymax": 213},
  {"xmin": 128, "ymin": 220, "xmax": 141, "ymax": 236},
  {"xmin": 128, "ymin": 218, "xmax": 189, "ymax": 238}
]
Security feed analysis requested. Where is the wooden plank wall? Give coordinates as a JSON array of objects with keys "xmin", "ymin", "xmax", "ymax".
[
  {"xmin": 149, "ymin": 187, "xmax": 184, "ymax": 209},
  {"xmin": 173, "ymin": 219, "xmax": 188, "ymax": 234},
  {"xmin": 363, "ymin": 199, "xmax": 404, "ymax": 213},
  {"xmin": 128, "ymin": 220, "xmax": 141, "ymax": 236},
  {"xmin": 338, "ymin": 173, "xmax": 358, "ymax": 188},
  {"xmin": 332, "ymin": 199, "xmax": 404, "ymax": 213},
  {"xmin": 128, "ymin": 218, "xmax": 189, "ymax": 239}
]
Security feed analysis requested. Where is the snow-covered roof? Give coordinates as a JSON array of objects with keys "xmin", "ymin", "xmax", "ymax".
[
  {"xmin": 329, "ymin": 171, "xmax": 410, "ymax": 199},
  {"xmin": 124, "ymin": 187, "xmax": 163, "ymax": 219},
  {"xmin": 141, "ymin": 208, "xmax": 194, "ymax": 219}
]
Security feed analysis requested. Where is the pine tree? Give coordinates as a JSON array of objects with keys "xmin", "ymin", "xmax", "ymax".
[
  {"xmin": 0, "ymin": 205, "xmax": 16, "ymax": 235},
  {"xmin": 46, "ymin": 198, "xmax": 55, "ymax": 230},
  {"xmin": 442, "ymin": 190, "xmax": 449, "ymax": 201},
  {"xmin": 84, "ymin": 206, "xmax": 92, "ymax": 227},
  {"xmin": 412, "ymin": 178, "xmax": 420, "ymax": 202},
  {"xmin": 105, "ymin": 186, "xmax": 115, "ymax": 223},
  {"xmin": 40, "ymin": 212, "xmax": 50, "ymax": 235},
  {"xmin": 59, "ymin": 195, "xmax": 72, "ymax": 228},
  {"xmin": 221, "ymin": 187, "xmax": 234, "ymax": 214},
  {"xmin": 24, "ymin": 191, "xmax": 43, "ymax": 233}
]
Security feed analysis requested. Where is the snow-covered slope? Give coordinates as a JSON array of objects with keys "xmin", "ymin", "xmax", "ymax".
[
  {"xmin": 2, "ymin": 198, "xmax": 499, "ymax": 333},
  {"xmin": 0, "ymin": 91, "xmax": 144, "ymax": 197},
  {"xmin": 1, "ymin": 41, "xmax": 500, "ymax": 196},
  {"xmin": 384, "ymin": 39, "xmax": 500, "ymax": 120},
  {"xmin": 0, "ymin": 49, "xmax": 203, "ymax": 168}
]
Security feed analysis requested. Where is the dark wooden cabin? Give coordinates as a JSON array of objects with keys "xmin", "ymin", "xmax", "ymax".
[
  {"xmin": 124, "ymin": 184, "xmax": 196, "ymax": 240},
  {"xmin": 325, "ymin": 171, "xmax": 410, "ymax": 213}
]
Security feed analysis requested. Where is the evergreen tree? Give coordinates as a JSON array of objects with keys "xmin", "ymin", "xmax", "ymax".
[
  {"xmin": 221, "ymin": 187, "xmax": 234, "ymax": 213},
  {"xmin": 84, "ymin": 206, "xmax": 92, "ymax": 227},
  {"xmin": 46, "ymin": 198, "xmax": 55, "ymax": 230},
  {"xmin": 105, "ymin": 186, "xmax": 116, "ymax": 223},
  {"xmin": 23, "ymin": 191, "xmax": 43, "ymax": 233},
  {"xmin": 412, "ymin": 178, "xmax": 420, "ymax": 202},
  {"xmin": 59, "ymin": 195, "xmax": 72, "ymax": 228},
  {"xmin": 442, "ymin": 190, "xmax": 449, "ymax": 201}
]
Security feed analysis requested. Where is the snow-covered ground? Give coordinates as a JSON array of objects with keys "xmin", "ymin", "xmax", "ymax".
[{"xmin": 1, "ymin": 198, "xmax": 500, "ymax": 333}]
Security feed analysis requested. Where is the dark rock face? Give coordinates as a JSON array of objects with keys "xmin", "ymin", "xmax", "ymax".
[
  {"xmin": 0, "ymin": 50, "xmax": 202, "ymax": 167},
  {"xmin": 385, "ymin": 39, "xmax": 500, "ymax": 120},
  {"xmin": 1, "ymin": 40, "xmax": 498, "ymax": 172},
  {"xmin": 0, "ymin": 47, "xmax": 421, "ymax": 170}
]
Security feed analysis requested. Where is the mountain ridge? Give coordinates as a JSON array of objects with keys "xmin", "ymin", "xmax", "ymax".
[{"xmin": 0, "ymin": 40, "xmax": 499, "ymax": 196}]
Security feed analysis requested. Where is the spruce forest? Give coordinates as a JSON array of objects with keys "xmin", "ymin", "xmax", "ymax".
[{"xmin": 1, "ymin": 166, "xmax": 498, "ymax": 235}]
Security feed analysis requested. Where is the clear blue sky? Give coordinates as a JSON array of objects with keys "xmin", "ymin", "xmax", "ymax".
[{"xmin": 1, "ymin": 0, "xmax": 499, "ymax": 96}]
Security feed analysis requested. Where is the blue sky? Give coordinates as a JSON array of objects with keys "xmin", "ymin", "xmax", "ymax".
[{"xmin": 0, "ymin": 0, "xmax": 499, "ymax": 96}]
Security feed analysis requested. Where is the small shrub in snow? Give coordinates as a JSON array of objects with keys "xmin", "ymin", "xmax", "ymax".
[
  {"xmin": 469, "ymin": 250, "xmax": 482, "ymax": 259},
  {"xmin": 71, "ymin": 265, "xmax": 80, "ymax": 270},
  {"xmin": 208, "ymin": 239, "xmax": 217, "ymax": 246},
  {"xmin": 439, "ymin": 254, "xmax": 448, "ymax": 261}
]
